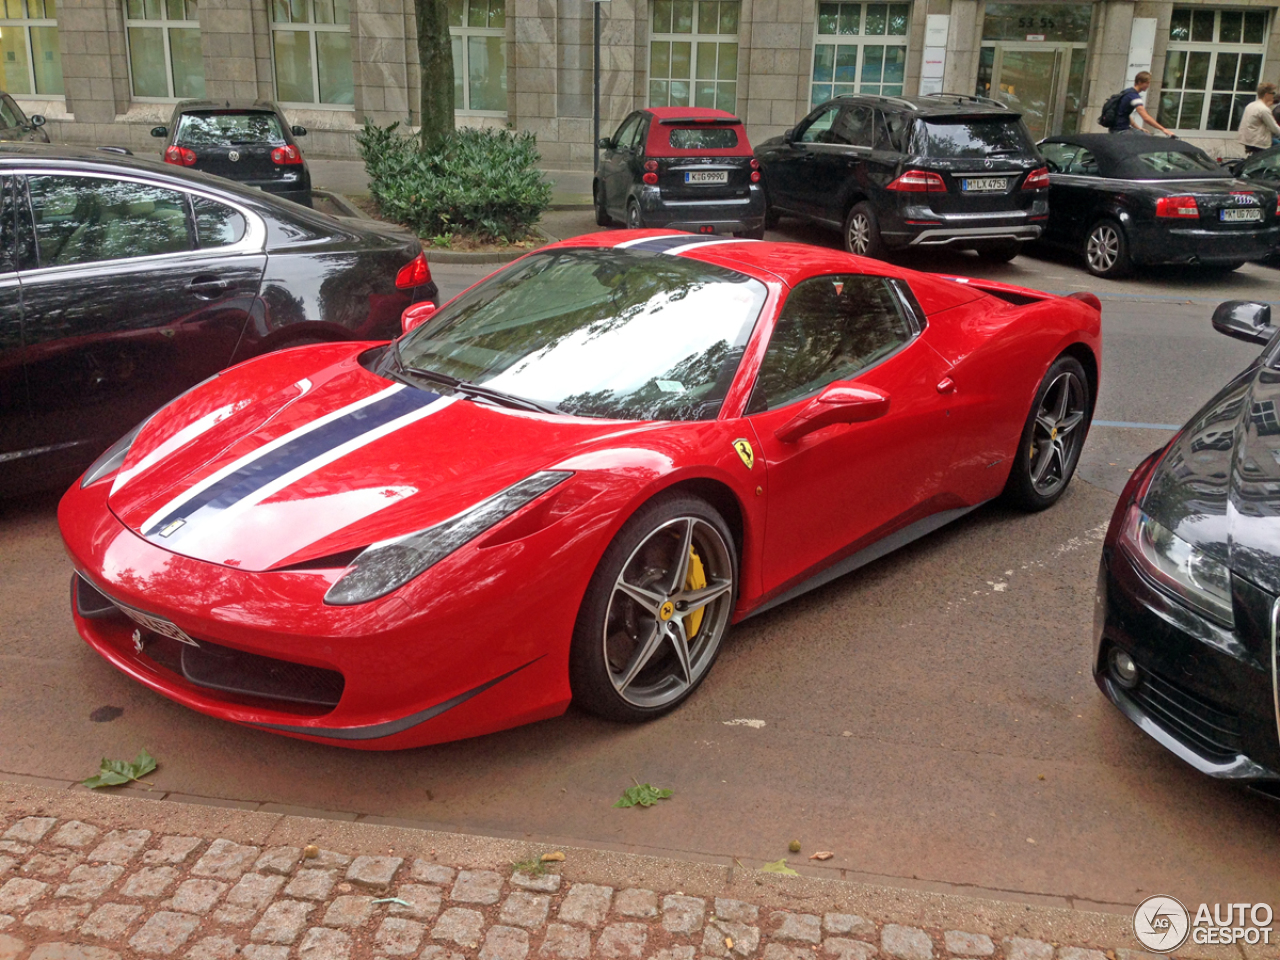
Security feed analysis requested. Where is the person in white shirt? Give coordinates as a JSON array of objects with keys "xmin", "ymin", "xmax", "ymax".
[{"xmin": 1238, "ymin": 82, "xmax": 1280, "ymax": 154}]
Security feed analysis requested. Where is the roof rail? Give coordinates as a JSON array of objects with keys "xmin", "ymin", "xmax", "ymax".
[{"xmin": 920, "ymin": 92, "xmax": 1005, "ymax": 108}]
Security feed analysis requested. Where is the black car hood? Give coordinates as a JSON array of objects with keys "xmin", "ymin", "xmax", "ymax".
[{"xmin": 1144, "ymin": 356, "xmax": 1280, "ymax": 594}]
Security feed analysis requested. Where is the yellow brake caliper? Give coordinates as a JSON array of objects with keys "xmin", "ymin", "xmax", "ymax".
[{"xmin": 684, "ymin": 546, "xmax": 707, "ymax": 638}]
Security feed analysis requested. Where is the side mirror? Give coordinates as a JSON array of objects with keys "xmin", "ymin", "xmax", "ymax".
[
  {"xmin": 291, "ymin": 124, "xmax": 307, "ymax": 136},
  {"xmin": 1212, "ymin": 300, "xmax": 1275, "ymax": 345},
  {"xmin": 150, "ymin": 125, "xmax": 168, "ymax": 138},
  {"xmin": 783, "ymin": 127, "xmax": 796, "ymax": 144},
  {"xmin": 596, "ymin": 137, "xmax": 612, "ymax": 149},
  {"xmin": 774, "ymin": 384, "xmax": 890, "ymax": 443},
  {"xmin": 401, "ymin": 301, "xmax": 438, "ymax": 335},
  {"xmin": 30, "ymin": 114, "xmax": 44, "ymax": 127}
]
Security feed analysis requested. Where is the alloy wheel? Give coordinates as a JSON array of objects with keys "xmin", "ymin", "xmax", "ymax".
[
  {"xmin": 1028, "ymin": 370, "xmax": 1087, "ymax": 497},
  {"xmin": 847, "ymin": 213, "xmax": 872, "ymax": 255},
  {"xmin": 627, "ymin": 202, "xmax": 643, "ymax": 229},
  {"xmin": 602, "ymin": 516, "xmax": 734, "ymax": 708},
  {"xmin": 1086, "ymin": 224, "xmax": 1120, "ymax": 274}
]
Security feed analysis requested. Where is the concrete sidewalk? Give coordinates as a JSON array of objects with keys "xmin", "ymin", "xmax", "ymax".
[
  {"xmin": 0, "ymin": 781, "xmax": 1207, "ymax": 960},
  {"xmin": 310, "ymin": 160, "xmax": 592, "ymax": 207}
]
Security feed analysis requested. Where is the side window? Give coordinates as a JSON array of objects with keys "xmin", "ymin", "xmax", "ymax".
[
  {"xmin": 27, "ymin": 176, "xmax": 193, "ymax": 268},
  {"xmin": 612, "ymin": 114, "xmax": 642, "ymax": 150},
  {"xmin": 0, "ymin": 178, "xmax": 13, "ymax": 274},
  {"xmin": 750, "ymin": 274, "xmax": 913, "ymax": 412},
  {"xmin": 882, "ymin": 111, "xmax": 910, "ymax": 152},
  {"xmin": 1241, "ymin": 153, "xmax": 1280, "ymax": 179},
  {"xmin": 628, "ymin": 116, "xmax": 650, "ymax": 151},
  {"xmin": 0, "ymin": 96, "xmax": 22, "ymax": 129},
  {"xmin": 1069, "ymin": 149, "xmax": 1098, "ymax": 176},
  {"xmin": 1038, "ymin": 142, "xmax": 1079, "ymax": 173},
  {"xmin": 798, "ymin": 103, "xmax": 840, "ymax": 143},
  {"xmin": 192, "ymin": 197, "xmax": 247, "ymax": 248},
  {"xmin": 839, "ymin": 105, "xmax": 874, "ymax": 147}
]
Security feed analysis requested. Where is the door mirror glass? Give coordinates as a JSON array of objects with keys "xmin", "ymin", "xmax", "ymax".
[
  {"xmin": 775, "ymin": 383, "xmax": 891, "ymax": 443},
  {"xmin": 402, "ymin": 301, "xmax": 438, "ymax": 335},
  {"xmin": 1212, "ymin": 300, "xmax": 1275, "ymax": 345},
  {"xmin": 596, "ymin": 137, "xmax": 612, "ymax": 149},
  {"xmin": 30, "ymin": 114, "xmax": 45, "ymax": 127},
  {"xmin": 291, "ymin": 124, "xmax": 307, "ymax": 136},
  {"xmin": 151, "ymin": 125, "xmax": 168, "ymax": 138}
]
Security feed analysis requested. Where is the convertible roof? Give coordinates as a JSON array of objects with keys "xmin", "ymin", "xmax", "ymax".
[{"xmin": 1041, "ymin": 133, "xmax": 1230, "ymax": 179}]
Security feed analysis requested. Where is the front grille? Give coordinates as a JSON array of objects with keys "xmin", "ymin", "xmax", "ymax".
[{"xmin": 1131, "ymin": 669, "xmax": 1243, "ymax": 760}]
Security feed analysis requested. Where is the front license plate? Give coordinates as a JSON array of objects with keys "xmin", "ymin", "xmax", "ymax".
[
  {"xmin": 115, "ymin": 602, "xmax": 200, "ymax": 647},
  {"xmin": 1221, "ymin": 208, "xmax": 1262, "ymax": 222},
  {"xmin": 962, "ymin": 177, "xmax": 1009, "ymax": 192},
  {"xmin": 685, "ymin": 170, "xmax": 728, "ymax": 184}
]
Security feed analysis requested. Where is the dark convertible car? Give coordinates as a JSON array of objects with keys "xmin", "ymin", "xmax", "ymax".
[
  {"xmin": 1038, "ymin": 134, "xmax": 1280, "ymax": 277},
  {"xmin": 1096, "ymin": 300, "xmax": 1280, "ymax": 793},
  {"xmin": 0, "ymin": 144, "xmax": 436, "ymax": 496}
]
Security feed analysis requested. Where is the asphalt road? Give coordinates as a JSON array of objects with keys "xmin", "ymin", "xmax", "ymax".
[{"xmin": 3, "ymin": 220, "xmax": 1278, "ymax": 913}]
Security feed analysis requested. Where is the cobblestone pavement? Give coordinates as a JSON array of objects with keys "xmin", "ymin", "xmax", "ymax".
[{"xmin": 0, "ymin": 786, "xmax": 1210, "ymax": 960}]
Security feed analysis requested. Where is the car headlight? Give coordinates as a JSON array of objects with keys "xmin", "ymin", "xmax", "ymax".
[
  {"xmin": 80, "ymin": 418, "xmax": 150, "ymax": 488},
  {"xmin": 1118, "ymin": 504, "xmax": 1234, "ymax": 627},
  {"xmin": 324, "ymin": 471, "xmax": 572, "ymax": 606}
]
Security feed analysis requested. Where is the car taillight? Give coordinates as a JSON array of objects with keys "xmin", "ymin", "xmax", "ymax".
[
  {"xmin": 643, "ymin": 159, "xmax": 658, "ymax": 172},
  {"xmin": 164, "ymin": 145, "xmax": 196, "ymax": 166},
  {"xmin": 1275, "ymin": 195, "xmax": 1279, "ymax": 216},
  {"xmin": 642, "ymin": 172, "xmax": 658, "ymax": 185},
  {"xmin": 750, "ymin": 158, "xmax": 759, "ymax": 169},
  {"xmin": 1022, "ymin": 166, "xmax": 1050, "ymax": 190},
  {"xmin": 886, "ymin": 170, "xmax": 946, "ymax": 192},
  {"xmin": 272, "ymin": 144, "xmax": 303, "ymax": 165},
  {"xmin": 396, "ymin": 252, "xmax": 432, "ymax": 289},
  {"xmin": 1155, "ymin": 195, "xmax": 1199, "ymax": 218},
  {"xmin": 750, "ymin": 171, "xmax": 761, "ymax": 182}
]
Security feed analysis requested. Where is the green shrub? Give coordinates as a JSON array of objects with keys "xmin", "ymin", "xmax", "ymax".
[{"xmin": 357, "ymin": 122, "xmax": 552, "ymax": 244}]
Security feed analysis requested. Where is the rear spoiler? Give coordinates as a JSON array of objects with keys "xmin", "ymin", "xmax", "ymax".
[{"xmin": 658, "ymin": 117, "xmax": 741, "ymax": 125}]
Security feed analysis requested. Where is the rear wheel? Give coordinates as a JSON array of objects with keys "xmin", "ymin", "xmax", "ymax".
[
  {"xmin": 1003, "ymin": 355, "xmax": 1092, "ymax": 511},
  {"xmin": 1083, "ymin": 219, "xmax": 1131, "ymax": 278},
  {"xmin": 975, "ymin": 240, "xmax": 1022, "ymax": 262},
  {"xmin": 570, "ymin": 494, "xmax": 737, "ymax": 722},
  {"xmin": 626, "ymin": 199, "xmax": 645, "ymax": 230},
  {"xmin": 843, "ymin": 202, "xmax": 886, "ymax": 259},
  {"xmin": 736, "ymin": 226, "xmax": 765, "ymax": 240},
  {"xmin": 593, "ymin": 181, "xmax": 611, "ymax": 227}
]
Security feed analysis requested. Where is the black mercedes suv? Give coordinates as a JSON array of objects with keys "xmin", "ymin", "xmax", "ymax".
[{"xmin": 755, "ymin": 93, "xmax": 1049, "ymax": 261}]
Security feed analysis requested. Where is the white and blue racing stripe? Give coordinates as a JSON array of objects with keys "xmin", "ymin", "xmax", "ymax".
[
  {"xmin": 140, "ymin": 385, "xmax": 445, "ymax": 543},
  {"xmin": 616, "ymin": 234, "xmax": 757, "ymax": 255}
]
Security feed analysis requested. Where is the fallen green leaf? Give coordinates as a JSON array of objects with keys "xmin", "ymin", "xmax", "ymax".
[
  {"xmin": 759, "ymin": 859, "xmax": 799, "ymax": 876},
  {"xmin": 83, "ymin": 749, "xmax": 157, "ymax": 789},
  {"xmin": 614, "ymin": 783, "xmax": 673, "ymax": 808}
]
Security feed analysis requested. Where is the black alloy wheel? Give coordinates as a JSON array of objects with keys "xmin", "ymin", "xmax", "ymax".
[
  {"xmin": 627, "ymin": 199, "xmax": 645, "ymax": 230},
  {"xmin": 843, "ymin": 202, "xmax": 886, "ymax": 259},
  {"xmin": 570, "ymin": 494, "xmax": 737, "ymax": 722},
  {"xmin": 1004, "ymin": 355, "xmax": 1092, "ymax": 511},
  {"xmin": 1084, "ymin": 219, "xmax": 1131, "ymax": 278}
]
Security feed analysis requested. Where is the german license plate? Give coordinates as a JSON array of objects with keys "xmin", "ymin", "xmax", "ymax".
[
  {"xmin": 1221, "ymin": 208, "xmax": 1262, "ymax": 222},
  {"xmin": 685, "ymin": 170, "xmax": 728, "ymax": 184},
  {"xmin": 962, "ymin": 177, "xmax": 1008, "ymax": 192}
]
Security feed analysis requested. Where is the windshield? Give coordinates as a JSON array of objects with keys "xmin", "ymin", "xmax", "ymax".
[
  {"xmin": 919, "ymin": 118, "xmax": 1034, "ymax": 158},
  {"xmin": 396, "ymin": 249, "xmax": 768, "ymax": 421},
  {"xmin": 176, "ymin": 112, "xmax": 286, "ymax": 146}
]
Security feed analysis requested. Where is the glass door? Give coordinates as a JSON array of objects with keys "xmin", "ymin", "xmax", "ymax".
[{"xmin": 977, "ymin": 43, "xmax": 1088, "ymax": 138}]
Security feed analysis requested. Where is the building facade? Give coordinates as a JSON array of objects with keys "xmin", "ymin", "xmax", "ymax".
[{"xmin": 11, "ymin": 0, "xmax": 1280, "ymax": 163}]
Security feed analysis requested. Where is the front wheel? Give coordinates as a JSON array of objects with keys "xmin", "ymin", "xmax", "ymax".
[
  {"xmin": 1003, "ymin": 355, "xmax": 1092, "ymax": 511},
  {"xmin": 570, "ymin": 495, "xmax": 737, "ymax": 722},
  {"xmin": 1083, "ymin": 220, "xmax": 1131, "ymax": 278},
  {"xmin": 843, "ymin": 202, "xmax": 886, "ymax": 259},
  {"xmin": 626, "ymin": 199, "xmax": 645, "ymax": 230}
]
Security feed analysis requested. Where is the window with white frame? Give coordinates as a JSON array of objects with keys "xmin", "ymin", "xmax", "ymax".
[
  {"xmin": 448, "ymin": 0, "xmax": 505, "ymax": 113},
  {"xmin": 124, "ymin": 0, "xmax": 204, "ymax": 100},
  {"xmin": 1158, "ymin": 7, "xmax": 1268, "ymax": 132},
  {"xmin": 811, "ymin": 2, "xmax": 908, "ymax": 108},
  {"xmin": 0, "ymin": 0, "xmax": 62, "ymax": 97},
  {"xmin": 649, "ymin": 0, "xmax": 740, "ymax": 114},
  {"xmin": 270, "ymin": 0, "xmax": 353, "ymax": 106}
]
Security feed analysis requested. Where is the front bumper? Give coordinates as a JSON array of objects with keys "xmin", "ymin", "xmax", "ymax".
[
  {"xmin": 1094, "ymin": 479, "xmax": 1280, "ymax": 786},
  {"xmin": 1128, "ymin": 222, "xmax": 1280, "ymax": 266},
  {"xmin": 637, "ymin": 185, "xmax": 766, "ymax": 235}
]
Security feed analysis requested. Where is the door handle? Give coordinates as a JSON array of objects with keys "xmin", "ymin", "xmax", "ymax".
[{"xmin": 188, "ymin": 276, "xmax": 229, "ymax": 299}]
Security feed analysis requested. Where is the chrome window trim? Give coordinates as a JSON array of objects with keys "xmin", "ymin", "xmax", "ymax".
[
  {"xmin": 1272, "ymin": 595, "xmax": 1279, "ymax": 752},
  {"xmin": 11, "ymin": 165, "xmax": 266, "ymax": 277}
]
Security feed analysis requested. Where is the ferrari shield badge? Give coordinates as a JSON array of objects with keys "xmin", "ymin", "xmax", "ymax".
[{"xmin": 733, "ymin": 438, "xmax": 754, "ymax": 470}]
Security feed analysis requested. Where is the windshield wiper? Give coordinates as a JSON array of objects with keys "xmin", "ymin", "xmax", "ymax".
[{"xmin": 388, "ymin": 345, "xmax": 558, "ymax": 415}]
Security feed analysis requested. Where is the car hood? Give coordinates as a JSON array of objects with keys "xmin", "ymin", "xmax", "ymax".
[
  {"xmin": 106, "ymin": 344, "xmax": 635, "ymax": 572},
  {"xmin": 1143, "ymin": 357, "xmax": 1280, "ymax": 595}
]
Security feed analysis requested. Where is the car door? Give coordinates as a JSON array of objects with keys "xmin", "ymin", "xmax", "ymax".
[
  {"xmin": 1044, "ymin": 144, "xmax": 1100, "ymax": 244},
  {"xmin": 805, "ymin": 104, "xmax": 869, "ymax": 223},
  {"xmin": 744, "ymin": 273, "xmax": 954, "ymax": 596},
  {"xmin": 15, "ymin": 170, "xmax": 267, "ymax": 477},
  {"xmin": 764, "ymin": 102, "xmax": 843, "ymax": 218},
  {"xmin": 0, "ymin": 175, "xmax": 31, "ymax": 492},
  {"xmin": 601, "ymin": 113, "xmax": 645, "ymax": 216}
]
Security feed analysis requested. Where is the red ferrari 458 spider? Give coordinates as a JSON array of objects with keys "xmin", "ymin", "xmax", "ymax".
[{"xmin": 59, "ymin": 232, "xmax": 1101, "ymax": 749}]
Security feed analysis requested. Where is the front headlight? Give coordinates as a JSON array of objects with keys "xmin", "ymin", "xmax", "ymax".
[
  {"xmin": 80, "ymin": 418, "xmax": 150, "ymax": 488},
  {"xmin": 1118, "ymin": 505, "xmax": 1234, "ymax": 627},
  {"xmin": 324, "ymin": 471, "xmax": 572, "ymax": 605}
]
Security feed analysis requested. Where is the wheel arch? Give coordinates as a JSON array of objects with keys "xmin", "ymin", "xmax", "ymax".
[
  {"xmin": 1059, "ymin": 341, "xmax": 1099, "ymax": 412},
  {"xmin": 657, "ymin": 475, "xmax": 747, "ymax": 565}
]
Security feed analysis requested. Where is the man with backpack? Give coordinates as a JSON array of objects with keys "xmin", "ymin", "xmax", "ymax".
[{"xmin": 1100, "ymin": 72, "xmax": 1175, "ymax": 136}]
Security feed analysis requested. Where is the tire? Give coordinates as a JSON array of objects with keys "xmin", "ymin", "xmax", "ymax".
[
  {"xmin": 1083, "ymin": 219, "xmax": 1131, "ymax": 278},
  {"xmin": 626, "ymin": 199, "xmax": 645, "ymax": 230},
  {"xmin": 570, "ymin": 494, "xmax": 738, "ymax": 722},
  {"xmin": 976, "ymin": 240, "xmax": 1022, "ymax": 262},
  {"xmin": 736, "ymin": 226, "xmax": 765, "ymax": 240},
  {"xmin": 843, "ymin": 201, "xmax": 887, "ymax": 259},
  {"xmin": 763, "ymin": 195, "xmax": 780, "ymax": 229},
  {"xmin": 1003, "ymin": 355, "xmax": 1093, "ymax": 512},
  {"xmin": 593, "ymin": 181, "xmax": 611, "ymax": 227}
]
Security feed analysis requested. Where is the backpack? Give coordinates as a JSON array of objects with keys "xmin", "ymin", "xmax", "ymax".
[{"xmin": 1098, "ymin": 92, "xmax": 1125, "ymax": 129}]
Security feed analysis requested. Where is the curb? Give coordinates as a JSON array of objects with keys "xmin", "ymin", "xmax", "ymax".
[
  {"xmin": 313, "ymin": 188, "xmax": 366, "ymax": 220},
  {"xmin": 0, "ymin": 779, "xmax": 1161, "ymax": 957},
  {"xmin": 422, "ymin": 225, "xmax": 558, "ymax": 265}
]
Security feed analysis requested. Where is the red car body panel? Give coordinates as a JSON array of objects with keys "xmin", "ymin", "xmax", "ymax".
[
  {"xmin": 59, "ymin": 231, "xmax": 1101, "ymax": 748},
  {"xmin": 642, "ymin": 106, "xmax": 753, "ymax": 159}
]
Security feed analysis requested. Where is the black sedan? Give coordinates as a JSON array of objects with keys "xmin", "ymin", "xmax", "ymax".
[
  {"xmin": 0, "ymin": 144, "xmax": 436, "ymax": 496},
  {"xmin": 1037, "ymin": 134, "xmax": 1280, "ymax": 277},
  {"xmin": 1095, "ymin": 300, "xmax": 1280, "ymax": 793},
  {"xmin": 153, "ymin": 100, "xmax": 312, "ymax": 207}
]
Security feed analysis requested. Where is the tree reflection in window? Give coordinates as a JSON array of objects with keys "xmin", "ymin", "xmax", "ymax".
[
  {"xmin": 28, "ymin": 176, "xmax": 193, "ymax": 267},
  {"xmin": 750, "ymin": 274, "xmax": 911, "ymax": 412},
  {"xmin": 193, "ymin": 197, "xmax": 246, "ymax": 247},
  {"xmin": 396, "ymin": 249, "xmax": 767, "ymax": 421}
]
